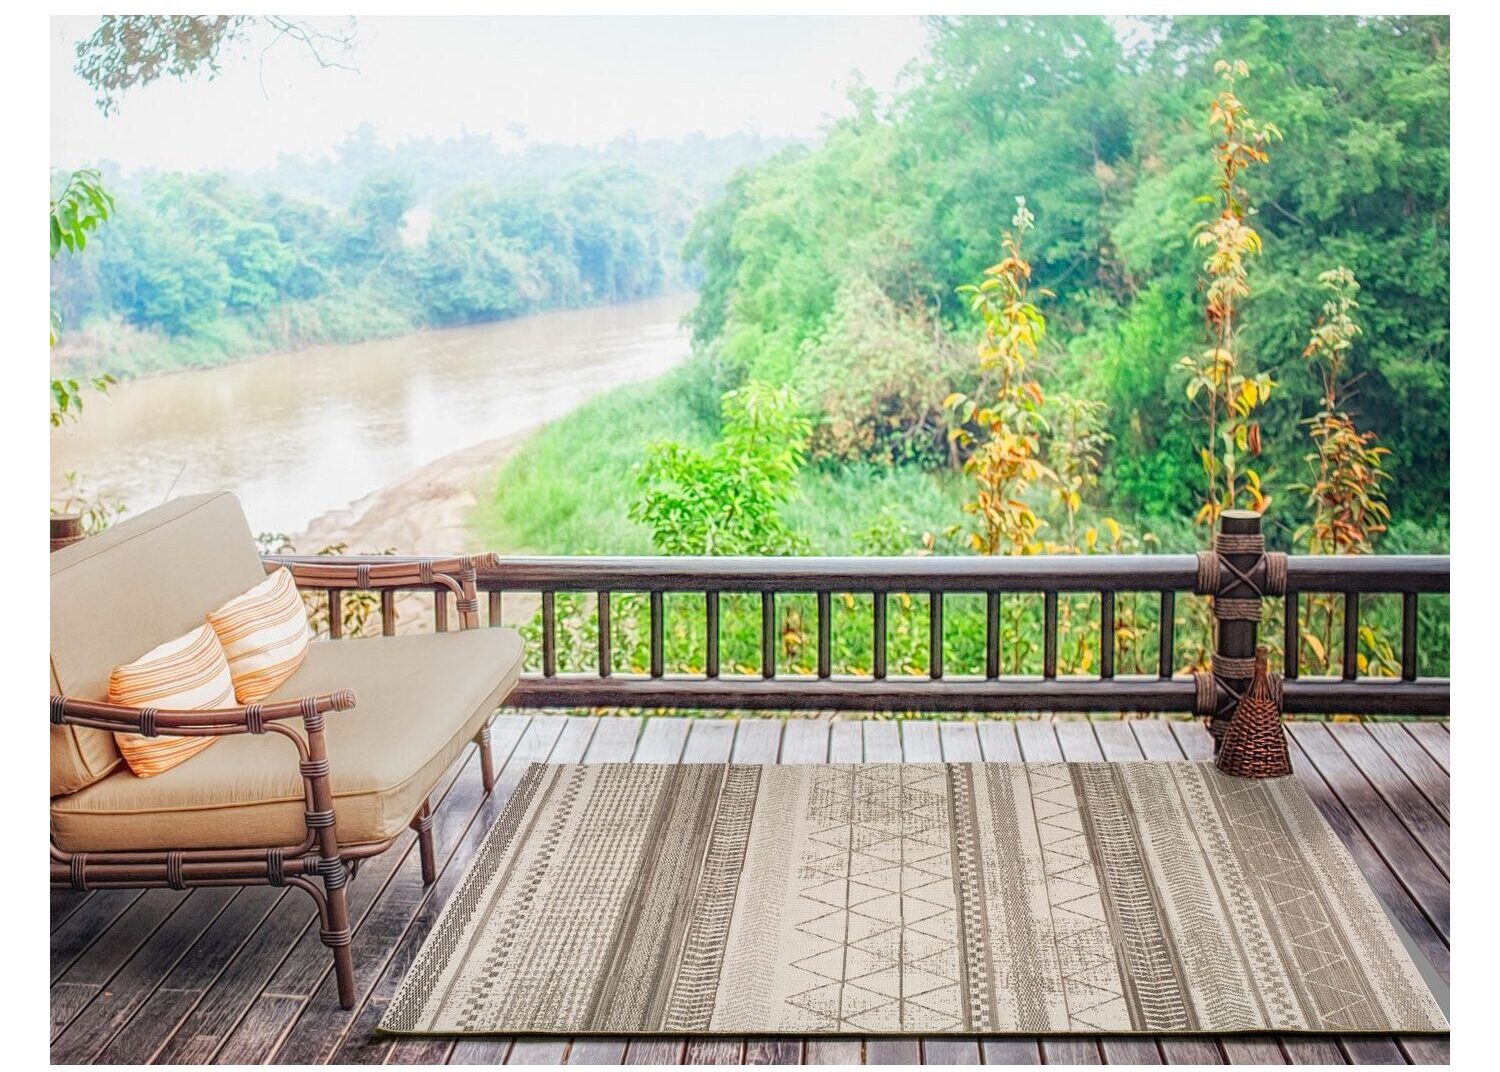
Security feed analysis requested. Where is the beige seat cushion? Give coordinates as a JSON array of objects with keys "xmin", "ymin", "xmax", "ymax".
[
  {"xmin": 51, "ymin": 492, "xmax": 269, "ymax": 795},
  {"xmin": 52, "ymin": 627, "xmax": 523, "ymax": 852}
]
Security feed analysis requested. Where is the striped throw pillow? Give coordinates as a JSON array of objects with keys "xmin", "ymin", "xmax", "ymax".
[
  {"xmin": 109, "ymin": 624, "xmax": 236, "ymax": 777},
  {"xmin": 207, "ymin": 567, "xmax": 313, "ymax": 703}
]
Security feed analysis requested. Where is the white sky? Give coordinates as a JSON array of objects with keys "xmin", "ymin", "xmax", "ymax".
[{"xmin": 50, "ymin": 15, "xmax": 929, "ymax": 174}]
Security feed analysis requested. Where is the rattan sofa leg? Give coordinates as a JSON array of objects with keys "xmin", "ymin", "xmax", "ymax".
[
  {"xmin": 477, "ymin": 721, "xmax": 495, "ymax": 794},
  {"xmin": 321, "ymin": 878, "xmax": 357, "ymax": 1009},
  {"xmin": 298, "ymin": 704, "xmax": 357, "ymax": 1008},
  {"xmin": 411, "ymin": 801, "xmax": 436, "ymax": 885}
]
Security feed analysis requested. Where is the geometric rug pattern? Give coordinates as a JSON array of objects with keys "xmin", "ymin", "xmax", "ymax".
[{"xmin": 380, "ymin": 762, "xmax": 1448, "ymax": 1037}]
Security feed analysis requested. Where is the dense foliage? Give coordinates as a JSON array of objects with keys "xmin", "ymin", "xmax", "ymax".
[
  {"xmin": 685, "ymin": 15, "xmax": 1450, "ymax": 532},
  {"xmin": 476, "ymin": 14, "xmax": 1449, "ymax": 688},
  {"xmin": 49, "ymin": 129, "xmax": 786, "ymax": 376}
]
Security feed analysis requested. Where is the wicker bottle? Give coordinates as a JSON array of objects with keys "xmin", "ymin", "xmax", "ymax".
[{"xmin": 1215, "ymin": 646, "xmax": 1292, "ymax": 778}]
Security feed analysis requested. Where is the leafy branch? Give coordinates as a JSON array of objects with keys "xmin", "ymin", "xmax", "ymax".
[
  {"xmin": 75, "ymin": 15, "xmax": 357, "ymax": 115},
  {"xmin": 1177, "ymin": 59, "xmax": 1282, "ymax": 529}
]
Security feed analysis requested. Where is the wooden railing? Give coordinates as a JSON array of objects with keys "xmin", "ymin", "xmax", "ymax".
[{"xmin": 265, "ymin": 512, "xmax": 1449, "ymax": 727}]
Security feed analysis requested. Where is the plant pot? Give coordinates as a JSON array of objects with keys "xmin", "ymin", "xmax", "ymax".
[{"xmin": 51, "ymin": 513, "xmax": 85, "ymax": 553}]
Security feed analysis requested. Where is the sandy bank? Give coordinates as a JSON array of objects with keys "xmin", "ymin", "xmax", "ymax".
[
  {"xmin": 288, "ymin": 430, "xmax": 537, "ymax": 635},
  {"xmin": 291, "ymin": 429, "xmax": 534, "ymax": 556}
]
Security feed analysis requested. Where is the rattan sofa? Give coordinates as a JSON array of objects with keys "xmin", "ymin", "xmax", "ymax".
[{"xmin": 50, "ymin": 492, "xmax": 523, "ymax": 1008}]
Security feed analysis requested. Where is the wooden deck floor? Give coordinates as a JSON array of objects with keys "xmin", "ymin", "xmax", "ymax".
[{"xmin": 50, "ymin": 714, "xmax": 1450, "ymax": 1065}]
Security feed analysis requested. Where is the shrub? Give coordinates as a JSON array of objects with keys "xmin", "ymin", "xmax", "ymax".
[
  {"xmin": 798, "ymin": 277, "xmax": 972, "ymax": 468},
  {"xmin": 629, "ymin": 381, "xmax": 811, "ymax": 555}
]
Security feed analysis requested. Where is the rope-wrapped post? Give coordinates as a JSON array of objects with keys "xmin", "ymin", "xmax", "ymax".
[{"xmin": 1194, "ymin": 510, "xmax": 1287, "ymax": 749}]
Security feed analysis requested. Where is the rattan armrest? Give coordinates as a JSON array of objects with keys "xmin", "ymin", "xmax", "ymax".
[
  {"xmin": 50, "ymin": 690, "xmax": 356, "ymax": 737},
  {"xmin": 266, "ymin": 553, "xmax": 498, "ymax": 593},
  {"xmin": 265, "ymin": 552, "xmax": 498, "ymax": 630}
]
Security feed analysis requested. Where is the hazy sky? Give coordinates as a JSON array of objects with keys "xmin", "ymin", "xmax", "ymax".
[{"xmin": 51, "ymin": 15, "xmax": 929, "ymax": 174}]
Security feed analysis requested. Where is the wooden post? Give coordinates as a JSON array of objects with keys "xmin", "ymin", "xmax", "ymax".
[{"xmin": 1211, "ymin": 510, "xmax": 1262, "ymax": 748}]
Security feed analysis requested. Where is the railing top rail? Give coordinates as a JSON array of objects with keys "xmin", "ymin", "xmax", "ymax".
[
  {"xmin": 263, "ymin": 552, "xmax": 1449, "ymax": 593},
  {"xmin": 1285, "ymin": 554, "xmax": 1449, "ymax": 592}
]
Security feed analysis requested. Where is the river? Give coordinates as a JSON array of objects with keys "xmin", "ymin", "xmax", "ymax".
[{"xmin": 51, "ymin": 294, "xmax": 694, "ymax": 538}]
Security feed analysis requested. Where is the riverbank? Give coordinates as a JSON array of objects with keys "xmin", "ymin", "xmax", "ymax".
[
  {"xmin": 50, "ymin": 293, "xmax": 416, "ymax": 380},
  {"xmin": 290, "ymin": 429, "xmax": 533, "ymax": 555},
  {"xmin": 286, "ymin": 431, "xmax": 540, "ymax": 637},
  {"xmin": 52, "ymin": 294, "xmax": 695, "ymax": 537}
]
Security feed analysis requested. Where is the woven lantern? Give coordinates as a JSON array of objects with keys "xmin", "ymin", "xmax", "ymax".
[{"xmin": 1215, "ymin": 646, "xmax": 1292, "ymax": 779}]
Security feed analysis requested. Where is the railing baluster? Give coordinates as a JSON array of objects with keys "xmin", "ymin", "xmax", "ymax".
[
  {"xmin": 1402, "ymin": 592, "xmax": 1418, "ymax": 682},
  {"xmin": 597, "ymin": 590, "xmax": 611, "ymax": 678},
  {"xmin": 1343, "ymin": 591, "xmax": 1360, "ymax": 681},
  {"xmin": 761, "ymin": 591, "xmax": 776, "ymax": 679},
  {"xmin": 1284, "ymin": 591, "xmax": 1300, "ymax": 680},
  {"xmin": 986, "ymin": 591, "xmax": 1001, "ymax": 680},
  {"xmin": 650, "ymin": 591, "xmax": 664, "ymax": 679},
  {"xmin": 275, "ymin": 547, "xmax": 1447, "ymax": 718},
  {"xmin": 434, "ymin": 590, "xmax": 448, "ymax": 633},
  {"xmin": 1043, "ymin": 591, "xmax": 1058, "ymax": 679},
  {"xmin": 1158, "ymin": 590, "xmax": 1174, "ymax": 679},
  {"xmin": 541, "ymin": 590, "xmax": 556, "ymax": 677},
  {"xmin": 817, "ymin": 592, "xmax": 831, "ymax": 680},
  {"xmin": 929, "ymin": 591, "xmax": 943, "ymax": 680},
  {"xmin": 706, "ymin": 591, "xmax": 720, "ymax": 678},
  {"xmin": 1099, "ymin": 591, "xmax": 1115, "ymax": 679}
]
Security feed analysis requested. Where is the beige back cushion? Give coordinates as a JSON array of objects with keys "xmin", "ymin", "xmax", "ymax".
[{"xmin": 51, "ymin": 492, "xmax": 269, "ymax": 796}]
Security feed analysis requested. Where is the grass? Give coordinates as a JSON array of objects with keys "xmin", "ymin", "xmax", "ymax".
[
  {"xmin": 472, "ymin": 364, "xmax": 717, "ymax": 555},
  {"xmin": 471, "ymin": 362, "xmax": 975, "ymax": 558}
]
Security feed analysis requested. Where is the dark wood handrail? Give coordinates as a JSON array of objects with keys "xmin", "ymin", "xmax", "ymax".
[{"xmin": 265, "ymin": 552, "xmax": 1450, "ymax": 594}]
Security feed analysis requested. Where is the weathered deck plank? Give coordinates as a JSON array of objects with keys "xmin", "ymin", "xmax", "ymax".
[
  {"xmin": 1329, "ymin": 722, "xmax": 1449, "ymax": 874},
  {"xmin": 50, "ymin": 888, "xmax": 142, "ymax": 982},
  {"xmin": 1365, "ymin": 721, "xmax": 1449, "ymax": 821},
  {"xmin": 1403, "ymin": 721, "xmax": 1449, "ymax": 773},
  {"xmin": 50, "ymin": 888, "xmax": 188, "ymax": 1039},
  {"xmin": 93, "ymin": 885, "xmax": 284, "ymax": 1064},
  {"xmin": 50, "ymin": 714, "xmax": 1448, "ymax": 1066},
  {"xmin": 1289, "ymin": 724, "xmax": 1450, "ymax": 950}
]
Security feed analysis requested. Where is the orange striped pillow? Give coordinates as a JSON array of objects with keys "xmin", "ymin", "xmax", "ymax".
[
  {"xmin": 109, "ymin": 624, "xmax": 236, "ymax": 777},
  {"xmin": 207, "ymin": 567, "xmax": 313, "ymax": 703}
]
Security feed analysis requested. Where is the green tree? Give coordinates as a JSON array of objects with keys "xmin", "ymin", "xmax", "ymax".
[
  {"xmin": 336, "ymin": 173, "xmax": 416, "ymax": 272},
  {"xmin": 682, "ymin": 14, "xmax": 1449, "ymax": 533},
  {"xmin": 630, "ymin": 382, "xmax": 811, "ymax": 555},
  {"xmin": 97, "ymin": 211, "xmax": 231, "ymax": 335},
  {"xmin": 419, "ymin": 188, "xmax": 542, "ymax": 322}
]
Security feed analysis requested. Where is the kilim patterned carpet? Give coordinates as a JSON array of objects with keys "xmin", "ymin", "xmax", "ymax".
[{"xmin": 380, "ymin": 762, "xmax": 1448, "ymax": 1038}]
